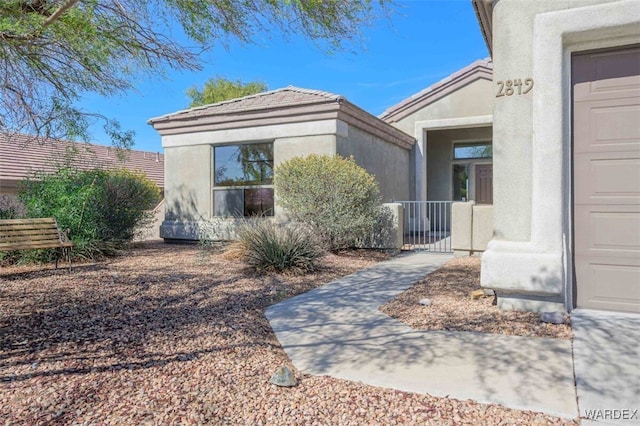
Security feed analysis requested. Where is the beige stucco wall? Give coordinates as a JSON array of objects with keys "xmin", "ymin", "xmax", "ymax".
[
  {"xmin": 274, "ymin": 135, "xmax": 336, "ymax": 165},
  {"xmin": 482, "ymin": 0, "xmax": 639, "ymax": 312},
  {"xmin": 451, "ymin": 201, "xmax": 493, "ymax": 256},
  {"xmin": 451, "ymin": 201, "xmax": 473, "ymax": 255},
  {"xmin": 162, "ymin": 144, "xmax": 211, "ymax": 238},
  {"xmin": 425, "ymin": 133, "xmax": 451, "ymax": 201},
  {"xmin": 388, "ymin": 79, "xmax": 494, "ymax": 203},
  {"xmin": 490, "ymin": 0, "xmax": 619, "ymax": 242},
  {"xmin": 393, "ymin": 79, "xmax": 495, "ymax": 136},
  {"xmin": 159, "ymin": 118, "xmax": 412, "ymax": 241},
  {"xmin": 472, "ymin": 205, "xmax": 493, "ymax": 252},
  {"xmin": 336, "ymin": 125, "xmax": 410, "ymax": 202}
]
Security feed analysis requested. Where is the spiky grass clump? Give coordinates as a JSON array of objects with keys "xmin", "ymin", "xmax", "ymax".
[{"xmin": 237, "ymin": 221, "xmax": 323, "ymax": 274}]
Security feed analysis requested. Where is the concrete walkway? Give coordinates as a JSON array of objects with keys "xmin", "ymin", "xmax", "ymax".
[
  {"xmin": 266, "ymin": 252, "xmax": 578, "ymax": 419},
  {"xmin": 573, "ymin": 309, "xmax": 640, "ymax": 425}
]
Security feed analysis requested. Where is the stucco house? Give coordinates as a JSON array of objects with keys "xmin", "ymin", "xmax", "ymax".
[
  {"xmin": 148, "ymin": 86, "xmax": 415, "ymax": 241},
  {"xmin": 473, "ymin": 0, "xmax": 640, "ymax": 313},
  {"xmin": 381, "ymin": 58, "xmax": 494, "ymax": 206},
  {"xmin": 380, "ymin": 59, "xmax": 495, "ymax": 252},
  {"xmin": 149, "ymin": 62, "xmax": 496, "ymax": 248},
  {"xmin": 150, "ymin": 0, "xmax": 638, "ymax": 314}
]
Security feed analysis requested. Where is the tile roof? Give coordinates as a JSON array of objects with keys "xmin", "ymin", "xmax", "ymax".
[
  {"xmin": 148, "ymin": 85, "xmax": 415, "ymax": 150},
  {"xmin": 379, "ymin": 58, "xmax": 493, "ymax": 123},
  {"xmin": 149, "ymin": 86, "xmax": 344, "ymax": 123},
  {"xmin": 0, "ymin": 133, "xmax": 164, "ymax": 190}
]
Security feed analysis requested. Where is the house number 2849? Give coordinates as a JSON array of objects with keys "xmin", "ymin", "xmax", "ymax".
[{"xmin": 496, "ymin": 78, "xmax": 534, "ymax": 97}]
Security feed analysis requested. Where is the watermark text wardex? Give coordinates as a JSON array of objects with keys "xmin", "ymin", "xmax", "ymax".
[{"xmin": 584, "ymin": 409, "xmax": 638, "ymax": 421}]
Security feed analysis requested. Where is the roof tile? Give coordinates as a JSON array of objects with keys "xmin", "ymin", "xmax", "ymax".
[
  {"xmin": 148, "ymin": 86, "xmax": 343, "ymax": 123},
  {"xmin": 0, "ymin": 133, "xmax": 164, "ymax": 188}
]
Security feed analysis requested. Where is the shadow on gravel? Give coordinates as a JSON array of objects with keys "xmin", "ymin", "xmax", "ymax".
[{"xmin": 0, "ymin": 243, "xmax": 365, "ymax": 383}]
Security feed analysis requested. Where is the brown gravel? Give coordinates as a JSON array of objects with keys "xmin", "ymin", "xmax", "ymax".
[
  {"xmin": 380, "ymin": 256, "xmax": 573, "ymax": 339},
  {"xmin": 0, "ymin": 242, "xmax": 576, "ymax": 425}
]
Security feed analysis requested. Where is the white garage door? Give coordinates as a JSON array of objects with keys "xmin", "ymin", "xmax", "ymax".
[{"xmin": 573, "ymin": 46, "xmax": 640, "ymax": 313}]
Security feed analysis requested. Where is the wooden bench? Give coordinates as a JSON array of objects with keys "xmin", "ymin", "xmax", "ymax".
[{"xmin": 0, "ymin": 218, "xmax": 74, "ymax": 269}]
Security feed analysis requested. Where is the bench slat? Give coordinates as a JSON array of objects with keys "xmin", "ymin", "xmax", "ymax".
[
  {"xmin": 0, "ymin": 218, "xmax": 56, "ymax": 225},
  {"xmin": 0, "ymin": 237, "xmax": 64, "ymax": 246},
  {"xmin": 0, "ymin": 229, "xmax": 61, "ymax": 238},
  {"xmin": 0, "ymin": 223, "xmax": 60, "ymax": 232},
  {"xmin": 0, "ymin": 240, "xmax": 73, "ymax": 249}
]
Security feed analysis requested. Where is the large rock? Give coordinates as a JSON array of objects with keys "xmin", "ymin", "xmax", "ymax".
[
  {"xmin": 269, "ymin": 365, "xmax": 297, "ymax": 387},
  {"xmin": 540, "ymin": 312, "xmax": 566, "ymax": 325}
]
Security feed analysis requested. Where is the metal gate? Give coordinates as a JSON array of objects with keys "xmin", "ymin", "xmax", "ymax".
[{"xmin": 397, "ymin": 201, "xmax": 453, "ymax": 253}]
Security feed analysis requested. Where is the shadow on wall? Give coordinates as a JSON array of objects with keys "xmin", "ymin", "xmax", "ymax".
[
  {"xmin": 161, "ymin": 195, "xmax": 404, "ymax": 249},
  {"xmin": 165, "ymin": 184, "xmax": 201, "ymax": 222},
  {"xmin": 134, "ymin": 199, "xmax": 165, "ymax": 242},
  {"xmin": 530, "ymin": 265, "xmax": 563, "ymax": 295}
]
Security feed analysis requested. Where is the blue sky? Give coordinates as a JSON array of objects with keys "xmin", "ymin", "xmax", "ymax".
[{"xmin": 77, "ymin": 0, "xmax": 488, "ymax": 153}]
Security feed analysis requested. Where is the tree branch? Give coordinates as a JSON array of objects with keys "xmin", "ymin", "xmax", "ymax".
[{"xmin": 43, "ymin": 0, "xmax": 80, "ymax": 28}]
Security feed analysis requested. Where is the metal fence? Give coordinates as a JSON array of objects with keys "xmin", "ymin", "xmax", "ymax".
[{"xmin": 396, "ymin": 201, "xmax": 453, "ymax": 253}]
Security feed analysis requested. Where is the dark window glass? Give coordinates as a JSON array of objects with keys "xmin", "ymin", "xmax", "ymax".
[
  {"xmin": 214, "ymin": 143, "xmax": 273, "ymax": 186},
  {"xmin": 213, "ymin": 188, "xmax": 274, "ymax": 217},
  {"xmin": 453, "ymin": 164, "xmax": 468, "ymax": 201},
  {"xmin": 454, "ymin": 143, "xmax": 492, "ymax": 159},
  {"xmin": 244, "ymin": 188, "xmax": 274, "ymax": 216}
]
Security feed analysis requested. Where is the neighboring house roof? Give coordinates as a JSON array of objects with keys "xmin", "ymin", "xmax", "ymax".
[
  {"xmin": 472, "ymin": 0, "xmax": 493, "ymax": 56},
  {"xmin": 0, "ymin": 133, "xmax": 164, "ymax": 190},
  {"xmin": 148, "ymin": 86, "xmax": 415, "ymax": 150},
  {"xmin": 379, "ymin": 58, "xmax": 493, "ymax": 123}
]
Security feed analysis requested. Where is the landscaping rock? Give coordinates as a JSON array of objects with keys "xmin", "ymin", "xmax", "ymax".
[
  {"xmin": 0, "ymin": 241, "xmax": 574, "ymax": 425},
  {"xmin": 419, "ymin": 298, "xmax": 431, "ymax": 306},
  {"xmin": 269, "ymin": 365, "xmax": 297, "ymax": 387},
  {"xmin": 470, "ymin": 289, "xmax": 485, "ymax": 300},
  {"xmin": 540, "ymin": 312, "xmax": 566, "ymax": 325}
]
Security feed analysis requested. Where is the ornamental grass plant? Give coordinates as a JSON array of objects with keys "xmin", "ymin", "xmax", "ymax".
[{"xmin": 236, "ymin": 220, "xmax": 323, "ymax": 274}]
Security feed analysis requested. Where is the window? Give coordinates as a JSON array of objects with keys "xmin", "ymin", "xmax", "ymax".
[
  {"xmin": 454, "ymin": 142, "xmax": 492, "ymax": 160},
  {"xmin": 452, "ymin": 164, "xmax": 469, "ymax": 201},
  {"xmin": 213, "ymin": 143, "xmax": 274, "ymax": 217}
]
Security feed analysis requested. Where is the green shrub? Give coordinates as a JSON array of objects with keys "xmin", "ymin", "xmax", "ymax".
[
  {"xmin": 18, "ymin": 167, "xmax": 160, "ymax": 260},
  {"xmin": 274, "ymin": 154, "xmax": 382, "ymax": 251},
  {"xmin": 237, "ymin": 220, "xmax": 323, "ymax": 273}
]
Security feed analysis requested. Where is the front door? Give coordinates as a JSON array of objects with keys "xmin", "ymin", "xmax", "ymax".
[{"xmin": 475, "ymin": 164, "xmax": 493, "ymax": 205}]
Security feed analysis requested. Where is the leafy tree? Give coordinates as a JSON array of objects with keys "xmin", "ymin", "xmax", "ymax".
[
  {"xmin": 187, "ymin": 77, "xmax": 267, "ymax": 107},
  {"xmin": 274, "ymin": 154, "xmax": 382, "ymax": 251},
  {"xmin": 0, "ymin": 0, "xmax": 390, "ymax": 145}
]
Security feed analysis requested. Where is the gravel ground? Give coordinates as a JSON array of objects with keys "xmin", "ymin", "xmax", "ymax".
[
  {"xmin": 380, "ymin": 256, "xmax": 573, "ymax": 339},
  {"xmin": 0, "ymin": 242, "xmax": 576, "ymax": 425}
]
